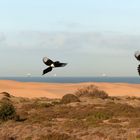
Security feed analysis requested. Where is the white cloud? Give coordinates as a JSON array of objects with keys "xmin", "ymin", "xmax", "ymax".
[
  {"xmin": 0, "ymin": 31, "xmax": 138, "ymax": 76},
  {"xmin": 0, "ymin": 31, "xmax": 139, "ymax": 54}
]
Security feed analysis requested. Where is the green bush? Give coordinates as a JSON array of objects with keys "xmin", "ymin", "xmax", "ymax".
[
  {"xmin": 76, "ymin": 85, "xmax": 108, "ymax": 99},
  {"xmin": 61, "ymin": 94, "xmax": 80, "ymax": 104},
  {"xmin": 0, "ymin": 101, "xmax": 16, "ymax": 121}
]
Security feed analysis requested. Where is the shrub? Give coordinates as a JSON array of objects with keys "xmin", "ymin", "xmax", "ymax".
[
  {"xmin": 61, "ymin": 94, "xmax": 80, "ymax": 104},
  {"xmin": 0, "ymin": 101, "xmax": 16, "ymax": 121},
  {"xmin": 76, "ymin": 85, "xmax": 108, "ymax": 99},
  {"xmin": 0, "ymin": 92, "xmax": 11, "ymax": 97}
]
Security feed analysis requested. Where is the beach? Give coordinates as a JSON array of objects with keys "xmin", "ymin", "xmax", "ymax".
[{"xmin": 0, "ymin": 80, "xmax": 139, "ymax": 98}]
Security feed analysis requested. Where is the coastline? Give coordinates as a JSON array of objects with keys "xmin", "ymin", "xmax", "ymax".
[{"xmin": 0, "ymin": 80, "xmax": 139, "ymax": 98}]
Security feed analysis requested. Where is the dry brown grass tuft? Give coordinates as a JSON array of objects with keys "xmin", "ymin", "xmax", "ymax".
[{"xmin": 75, "ymin": 85, "xmax": 108, "ymax": 99}]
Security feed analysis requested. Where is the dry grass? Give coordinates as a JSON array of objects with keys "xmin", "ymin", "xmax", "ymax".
[
  {"xmin": 0, "ymin": 88, "xmax": 140, "ymax": 139},
  {"xmin": 39, "ymin": 132, "xmax": 80, "ymax": 140},
  {"xmin": 76, "ymin": 85, "xmax": 108, "ymax": 99},
  {"xmin": 106, "ymin": 102, "xmax": 140, "ymax": 118}
]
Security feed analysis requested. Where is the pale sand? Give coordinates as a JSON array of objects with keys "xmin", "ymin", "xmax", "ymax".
[{"xmin": 0, "ymin": 80, "xmax": 139, "ymax": 98}]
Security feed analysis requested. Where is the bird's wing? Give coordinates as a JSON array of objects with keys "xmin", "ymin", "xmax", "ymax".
[
  {"xmin": 59, "ymin": 63, "xmax": 67, "ymax": 67},
  {"xmin": 137, "ymin": 65, "xmax": 140, "ymax": 76},
  {"xmin": 54, "ymin": 62, "xmax": 67, "ymax": 67},
  {"xmin": 134, "ymin": 51, "xmax": 140, "ymax": 61},
  {"xmin": 43, "ymin": 57, "xmax": 54, "ymax": 66},
  {"xmin": 42, "ymin": 67, "xmax": 52, "ymax": 75}
]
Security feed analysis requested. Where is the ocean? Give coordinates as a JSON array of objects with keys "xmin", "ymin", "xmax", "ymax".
[{"xmin": 0, "ymin": 77, "xmax": 140, "ymax": 84}]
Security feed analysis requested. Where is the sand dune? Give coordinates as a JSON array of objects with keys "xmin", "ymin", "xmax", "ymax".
[{"xmin": 0, "ymin": 80, "xmax": 139, "ymax": 98}]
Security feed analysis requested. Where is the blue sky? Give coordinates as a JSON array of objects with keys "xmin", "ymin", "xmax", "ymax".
[{"xmin": 0, "ymin": 0, "xmax": 140, "ymax": 76}]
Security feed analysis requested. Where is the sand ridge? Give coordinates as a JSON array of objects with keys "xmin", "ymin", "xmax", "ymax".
[{"xmin": 0, "ymin": 80, "xmax": 139, "ymax": 98}]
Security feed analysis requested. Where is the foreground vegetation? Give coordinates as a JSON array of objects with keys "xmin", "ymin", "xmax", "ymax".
[{"xmin": 0, "ymin": 86, "xmax": 140, "ymax": 139}]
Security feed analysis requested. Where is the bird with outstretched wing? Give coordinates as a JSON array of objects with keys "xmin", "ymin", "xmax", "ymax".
[
  {"xmin": 42, "ymin": 57, "xmax": 67, "ymax": 75},
  {"xmin": 134, "ymin": 51, "xmax": 140, "ymax": 76}
]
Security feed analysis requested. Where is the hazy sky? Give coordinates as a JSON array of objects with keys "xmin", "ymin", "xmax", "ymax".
[{"xmin": 0, "ymin": 0, "xmax": 140, "ymax": 77}]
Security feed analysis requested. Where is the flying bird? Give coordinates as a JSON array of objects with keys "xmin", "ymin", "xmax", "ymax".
[
  {"xmin": 134, "ymin": 51, "xmax": 140, "ymax": 75},
  {"xmin": 42, "ymin": 57, "xmax": 67, "ymax": 75}
]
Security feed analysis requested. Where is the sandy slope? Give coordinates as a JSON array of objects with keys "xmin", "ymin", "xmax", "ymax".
[{"xmin": 0, "ymin": 80, "xmax": 139, "ymax": 98}]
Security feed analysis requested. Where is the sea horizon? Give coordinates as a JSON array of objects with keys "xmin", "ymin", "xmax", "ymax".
[{"xmin": 0, "ymin": 76, "xmax": 139, "ymax": 84}]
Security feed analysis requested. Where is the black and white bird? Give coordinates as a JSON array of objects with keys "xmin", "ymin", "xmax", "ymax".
[
  {"xmin": 134, "ymin": 51, "xmax": 140, "ymax": 76},
  {"xmin": 42, "ymin": 57, "xmax": 67, "ymax": 75}
]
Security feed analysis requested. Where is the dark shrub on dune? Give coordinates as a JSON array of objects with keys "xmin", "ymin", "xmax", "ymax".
[
  {"xmin": 0, "ymin": 92, "xmax": 11, "ymax": 97},
  {"xmin": 61, "ymin": 94, "xmax": 80, "ymax": 104},
  {"xmin": 1, "ymin": 97, "xmax": 11, "ymax": 102},
  {"xmin": 76, "ymin": 85, "xmax": 108, "ymax": 99},
  {"xmin": 0, "ymin": 100, "xmax": 16, "ymax": 121}
]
